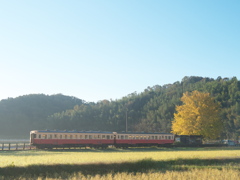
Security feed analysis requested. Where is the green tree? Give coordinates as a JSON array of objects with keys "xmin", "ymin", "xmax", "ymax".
[{"xmin": 172, "ymin": 90, "xmax": 222, "ymax": 139}]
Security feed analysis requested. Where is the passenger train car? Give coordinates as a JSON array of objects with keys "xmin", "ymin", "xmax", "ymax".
[
  {"xmin": 30, "ymin": 130, "xmax": 175, "ymax": 149},
  {"xmin": 115, "ymin": 132, "xmax": 174, "ymax": 148}
]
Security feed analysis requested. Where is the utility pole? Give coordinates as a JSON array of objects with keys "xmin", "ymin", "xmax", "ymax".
[{"xmin": 126, "ymin": 110, "xmax": 127, "ymax": 132}]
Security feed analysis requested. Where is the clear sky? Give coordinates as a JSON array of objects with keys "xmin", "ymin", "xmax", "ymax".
[{"xmin": 0, "ymin": 1, "xmax": 240, "ymax": 102}]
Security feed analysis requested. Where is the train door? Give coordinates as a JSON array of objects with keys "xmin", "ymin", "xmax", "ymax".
[
  {"xmin": 30, "ymin": 133, "xmax": 36, "ymax": 144},
  {"xmin": 113, "ymin": 132, "xmax": 117, "ymax": 146}
]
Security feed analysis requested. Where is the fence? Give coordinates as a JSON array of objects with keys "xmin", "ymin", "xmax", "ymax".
[{"xmin": 0, "ymin": 139, "xmax": 34, "ymax": 151}]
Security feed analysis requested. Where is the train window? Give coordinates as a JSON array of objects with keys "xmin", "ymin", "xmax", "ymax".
[
  {"xmin": 98, "ymin": 135, "xmax": 101, "ymax": 139},
  {"xmin": 42, "ymin": 134, "xmax": 47, "ymax": 139},
  {"xmin": 70, "ymin": 135, "xmax": 72, "ymax": 139},
  {"xmin": 102, "ymin": 135, "xmax": 105, "ymax": 139},
  {"xmin": 93, "ymin": 135, "xmax": 97, "ymax": 139},
  {"xmin": 151, "ymin": 136, "xmax": 154, "ymax": 139},
  {"xmin": 60, "ymin": 135, "xmax": 62, "ymax": 139},
  {"xmin": 136, "ymin": 136, "xmax": 139, "ymax": 140},
  {"xmin": 168, "ymin": 136, "xmax": 171, "ymax": 139},
  {"xmin": 117, "ymin": 135, "xmax": 120, "ymax": 139},
  {"xmin": 155, "ymin": 136, "xmax": 157, "ymax": 140},
  {"xmin": 54, "ymin": 134, "xmax": 57, "ymax": 138},
  {"xmin": 125, "ymin": 135, "xmax": 128, "ymax": 139},
  {"xmin": 89, "ymin": 135, "xmax": 92, "ymax": 139},
  {"xmin": 79, "ymin": 135, "xmax": 82, "ymax": 139},
  {"xmin": 159, "ymin": 136, "xmax": 161, "ymax": 139},
  {"xmin": 106, "ymin": 135, "xmax": 110, "ymax": 139},
  {"xmin": 143, "ymin": 136, "xmax": 146, "ymax": 139},
  {"xmin": 49, "ymin": 135, "xmax": 52, "ymax": 139},
  {"xmin": 38, "ymin": 134, "xmax": 41, "ymax": 139},
  {"xmin": 129, "ymin": 135, "xmax": 132, "ymax": 139},
  {"xmin": 65, "ymin": 135, "xmax": 67, "ymax": 139},
  {"xmin": 85, "ymin": 135, "xmax": 88, "ymax": 139}
]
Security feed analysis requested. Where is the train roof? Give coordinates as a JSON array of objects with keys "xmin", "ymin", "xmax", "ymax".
[
  {"xmin": 30, "ymin": 130, "xmax": 173, "ymax": 135},
  {"xmin": 117, "ymin": 132, "xmax": 173, "ymax": 135},
  {"xmin": 31, "ymin": 130, "xmax": 113, "ymax": 134}
]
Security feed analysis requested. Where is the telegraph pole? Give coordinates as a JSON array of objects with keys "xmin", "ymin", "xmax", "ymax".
[{"xmin": 126, "ymin": 110, "xmax": 127, "ymax": 132}]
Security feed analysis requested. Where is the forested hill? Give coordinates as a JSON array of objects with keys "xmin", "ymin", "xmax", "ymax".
[
  {"xmin": 0, "ymin": 94, "xmax": 84, "ymax": 138},
  {"xmin": 46, "ymin": 76, "xmax": 240, "ymax": 140},
  {"xmin": 1, "ymin": 76, "xmax": 240, "ymax": 139}
]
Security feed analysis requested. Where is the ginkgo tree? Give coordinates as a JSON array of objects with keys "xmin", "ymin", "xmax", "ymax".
[{"xmin": 172, "ymin": 90, "xmax": 223, "ymax": 139}]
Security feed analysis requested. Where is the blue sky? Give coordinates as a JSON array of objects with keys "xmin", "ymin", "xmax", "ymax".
[{"xmin": 0, "ymin": 1, "xmax": 240, "ymax": 102}]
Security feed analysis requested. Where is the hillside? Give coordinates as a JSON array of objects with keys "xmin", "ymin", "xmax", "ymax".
[
  {"xmin": 1, "ymin": 76, "xmax": 240, "ymax": 139},
  {"xmin": 46, "ymin": 76, "xmax": 240, "ymax": 140},
  {"xmin": 0, "ymin": 94, "xmax": 84, "ymax": 138}
]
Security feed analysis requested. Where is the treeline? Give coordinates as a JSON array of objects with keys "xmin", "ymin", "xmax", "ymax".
[{"xmin": 1, "ymin": 76, "xmax": 240, "ymax": 139}]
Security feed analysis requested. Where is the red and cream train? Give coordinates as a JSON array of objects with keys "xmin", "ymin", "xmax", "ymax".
[{"xmin": 30, "ymin": 130, "xmax": 175, "ymax": 149}]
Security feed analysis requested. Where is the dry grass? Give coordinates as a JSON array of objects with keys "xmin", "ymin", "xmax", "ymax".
[
  {"xmin": 0, "ymin": 147, "xmax": 240, "ymax": 179},
  {"xmin": 46, "ymin": 169, "xmax": 240, "ymax": 180},
  {"xmin": 1, "ymin": 147, "xmax": 240, "ymax": 167}
]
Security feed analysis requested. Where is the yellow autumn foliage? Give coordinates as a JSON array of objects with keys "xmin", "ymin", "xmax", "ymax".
[{"xmin": 172, "ymin": 91, "xmax": 222, "ymax": 139}]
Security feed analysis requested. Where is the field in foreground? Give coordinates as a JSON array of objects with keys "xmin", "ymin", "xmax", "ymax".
[{"xmin": 0, "ymin": 147, "xmax": 240, "ymax": 179}]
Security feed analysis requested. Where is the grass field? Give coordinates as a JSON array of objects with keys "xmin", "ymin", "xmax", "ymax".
[{"xmin": 0, "ymin": 147, "xmax": 240, "ymax": 179}]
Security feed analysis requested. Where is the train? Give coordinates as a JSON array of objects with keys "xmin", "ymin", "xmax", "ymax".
[
  {"xmin": 30, "ymin": 130, "xmax": 204, "ymax": 149},
  {"xmin": 30, "ymin": 130, "xmax": 176, "ymax": 149}
]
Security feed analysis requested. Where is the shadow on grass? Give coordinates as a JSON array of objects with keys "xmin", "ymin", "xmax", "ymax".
[{"xmin": 1, "ymin": 157, "xmax": 240, "ymax": 178}]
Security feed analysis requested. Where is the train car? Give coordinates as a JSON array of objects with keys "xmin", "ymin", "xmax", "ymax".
[
  {"xmin": 30, "ymin": 130, "xmax": 115, "ymax": 149},
  {"xmin": 30, "ymin": 130, "xmax": 175, "ymax": 149},
  {"xmin": 115, "ymin": 132, "xmax": 175, "ymax": 148}
]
